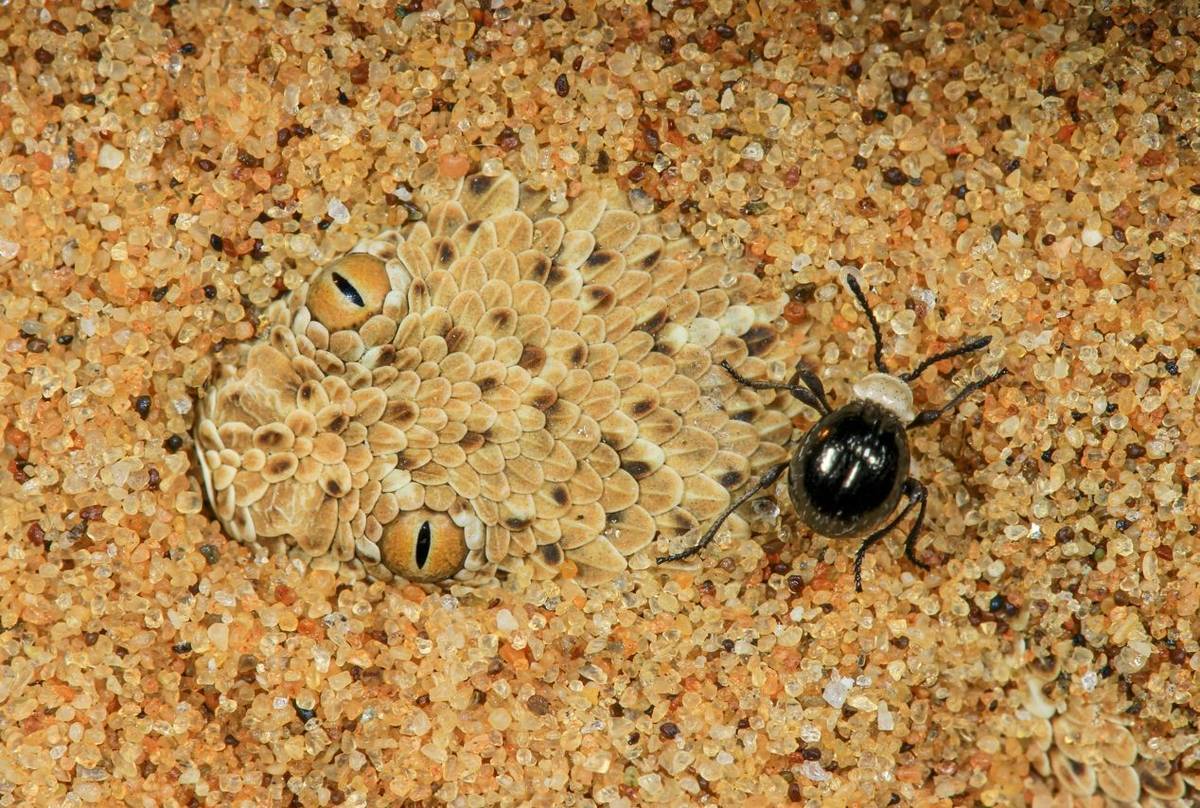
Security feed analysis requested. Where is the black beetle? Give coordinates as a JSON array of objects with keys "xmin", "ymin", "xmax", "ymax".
[{"xmin": 657, "ymin": 274, "xmax": 1009, "ymax": 591}]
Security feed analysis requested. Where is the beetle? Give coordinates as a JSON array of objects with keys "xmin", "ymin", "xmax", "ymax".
[{"xmin": 657, "ymin": 274, "xmax": 1010, "ymax": 591}]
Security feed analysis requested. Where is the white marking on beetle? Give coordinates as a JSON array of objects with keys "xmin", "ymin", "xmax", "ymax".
[{"xmin": 852, "ymin": 373, "xmax": 916, "ymax": 423}]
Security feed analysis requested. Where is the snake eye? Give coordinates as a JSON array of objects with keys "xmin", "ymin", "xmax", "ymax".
[
  {"xmin": 306, "ymin": 253, "xmax": 389, "ymax": 332},
  {"xmin": 379, "ymin": 510, "xmax": 468, "ymax": 583}
]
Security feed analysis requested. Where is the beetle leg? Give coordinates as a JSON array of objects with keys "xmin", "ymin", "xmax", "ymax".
[
  {"xmin": 655, "ymin": 461, "xmax": 789, "ymax": 565},
  {"xmin": 900, "ymin": 478, "xmax": 930, "ymax": 571},
  {"xmin": 788, "ymin": 361, "xmax": 831, "ymax": 414},
  {"xmin": 908, "ymin": 367, "xmax": 1010, "ymax": 429},
  {"xmin": 721, "ymin": 360, "xmax": 828, "ymax": 414},
  {"xmin": 852, "ymin": 478, "xmax": 929, "ymax": 593}
]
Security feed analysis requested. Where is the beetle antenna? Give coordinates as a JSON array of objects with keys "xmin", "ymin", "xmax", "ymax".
[
  {"xmin": 656, "ymin": 461, "xmax": 789, "ymax": 564},
  {"xmin": 845, "ymin": 274, "xmax": 888, "ymax": 374},
  {"xmin": 909, "ymin": 367, "xmax": 1010, "ymax": 429},
  {"xmin": 901, "ymin": 336, "xmax": 992, "ymax": 383}
]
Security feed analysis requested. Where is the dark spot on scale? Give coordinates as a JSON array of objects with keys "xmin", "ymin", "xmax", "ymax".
[
  {"xmin": 461, "ymin": 432, "xmax": 485, "ymax": 452},
  {"xmin": 325, "ymin": 480, "xmax": 342, "ymax": 496},
  {"xmin": 267, "ymin": 456, "xmax": 293, "ymax": 475},
  {"xmin": 530, "ymin": 389, "xmax": 556, "ymax": 410},
  {"xmin": 258, "ymin": 429, "xmax": 281, "ymax": 447},
  {"xmin": 445, "ymin": 326, "xmax": 469, "ymax": 353},
  {"xmin": 529, "ymin": 256, "xmax": 551, "ymax": 282},
  {"xmin": 546, "ymin": 266, "xmax": 565, "ymax": 286},
  {"xmin": 469, "ymin": 175, "xmax": 493, "ymax": 195},
  {"xmin": 667, "ymin": 511, "xmax": 695, "ymax": 531},
  {"xmin": 327, "ymin": 415, "xmax": 348, "ymax": 433},
  {"xmin": 505, "ymin": 517, "xmax": 530, "ymax": 531},
  {"xmin": 299, "ymin": 383, "xmax": 314, "ymax": 400},
  {"xmin": 569, "ymin": 345, "xmax": 586, "ymax": 366},
  {"xmin": 487, "ymin": 309, "xmax": 512, "ymax": 329},
  {"xmin": 540, "ymin": 544, "xmax": 562, "ymax": 565},
  {"xmin": 438, "ymin": 243, "xmax": 454, "ymax": 265},
  {"xmin": 639, "ymin": 309, "xmax": 668, "ymax": 333},
  {"xmin": 642, "ymin": 249, "xmax": 662, "ymax": 268},
  {"xmin": 464, "ymin": 220, "xmax": 481, "ymax": 233},
  {"xmin": 623, "ymin": 461, "xmax": 651, "ymax": 478},
  {"xmin": 631, "ymin": 399, "xmax": 655, "ymax": 417},
  {"xmin": 587, "ymin": 250, "xmax": 614, "ymax": 266},
  {"xmin": 719, "ymin": 471, "xmax": 743, "ymax": 488},
  {"xmin": 743, "ymin": 325, "xmax": 776, "ymax": 356},
  {"xmin": 386, "ymin": 399, "xmax": 418, "ymax": 422},
  {"xmin": 518, "ymin": 345, "xmax": 546, "ymax": 372},
  {"xmin": 731, "ymin": 410, "xmax": 755, "ymax": 423},
  {"xmin": 551, "ymin": 485, "xmax": 569, "ymax": 505},
  {"xmin": 478, "ymin": 376, "xmax": 499, "ymax": 392}
]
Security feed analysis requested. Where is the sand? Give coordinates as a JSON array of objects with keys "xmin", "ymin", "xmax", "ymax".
[{"xmin": 1, "ymin": 0, "xmax": 1198, "ymax": 805}]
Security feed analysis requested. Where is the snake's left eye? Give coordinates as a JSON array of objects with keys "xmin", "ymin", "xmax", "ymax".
[
  {"xmin": 305, "ymin": 254, "xmax": 389, "ymax": 332},
  {"xmin": 378, "ymin": 510, "xmax": 468, "ymax": 583}
]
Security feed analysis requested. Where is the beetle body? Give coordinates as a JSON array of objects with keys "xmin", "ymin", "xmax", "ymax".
[{"xmin": 789, "ymin": 399, "xmax": 910, "ymax": 539}]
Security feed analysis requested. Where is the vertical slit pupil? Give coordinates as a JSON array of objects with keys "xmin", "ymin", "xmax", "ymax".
[
  {"xmin": 331, "ymin": 272, "xmax": 364, "ymax": 307},
  {"xmin": 415, "ymin": 521, "xmax": 432, "ymax": 569}
]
